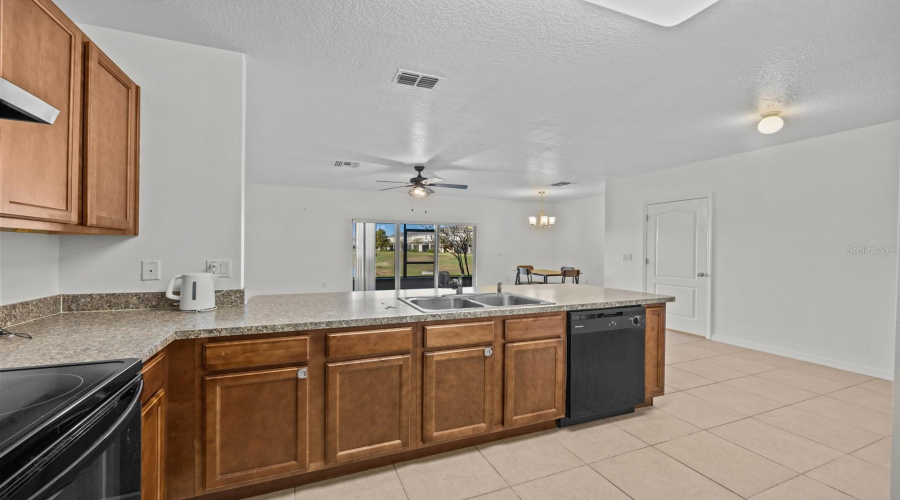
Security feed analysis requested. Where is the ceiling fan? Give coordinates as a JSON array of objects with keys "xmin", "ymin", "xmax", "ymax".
[{"xmin": 377, "ymin": 165, "xmax": 468, "ymax": 198}]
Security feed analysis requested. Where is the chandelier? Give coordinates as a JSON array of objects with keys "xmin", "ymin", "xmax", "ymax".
[{"xmin": 529, "ymin": 191, "xmax": 555, "ymax": 228}]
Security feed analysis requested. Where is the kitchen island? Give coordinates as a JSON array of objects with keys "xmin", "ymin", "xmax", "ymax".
[{"xmin": 0, "ymin": 285, "xmax": 672, "ymax": 500}]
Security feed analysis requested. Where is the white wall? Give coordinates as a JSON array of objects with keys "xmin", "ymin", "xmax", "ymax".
[
  {"xmin": 245, "ymin": 184, "xmax": 558, "ymax": 296},
  {"xmin": 891, "ymin": 127, "xmax": 899, "ymax": 500},
  {"xmin": 605, "ymin": 121, "xmax": 900, "ymax": 379},
  {"xmin": 57, "ymin": 25, "xmax": 246, "ymax": 294},
  {"xmin": 0, "ymin": 233, "xmax": 60, "ymax": 305},
  {"xmin": 553, "ymin": 194, "xmax": 604, "ymax": 286}
]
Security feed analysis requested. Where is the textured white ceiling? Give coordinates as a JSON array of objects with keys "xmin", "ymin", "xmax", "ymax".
[{"xmin": 58, "ymin": 0, "xmax": 900, "ymax": 201}]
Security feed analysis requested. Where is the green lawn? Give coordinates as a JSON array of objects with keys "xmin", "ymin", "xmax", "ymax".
[{"xmin": 376, "ymin": 250, "xmax": 473, "ymax": 277}]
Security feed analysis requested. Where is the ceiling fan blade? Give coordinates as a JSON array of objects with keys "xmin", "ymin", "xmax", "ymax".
[
  {"xmin": 379, "ymin": 185, "xmax": 411, "ymax": 191},
  {"xmin": 429, "ymin": 183, "xmax": 468, "ymax": 189},
  {"xmin": 422, "ymin": 176, "xmax": 445, "ymax": 185},
  {"xmin": 376, "ymin": 180, "xmax": 409, "ymax": 184}
]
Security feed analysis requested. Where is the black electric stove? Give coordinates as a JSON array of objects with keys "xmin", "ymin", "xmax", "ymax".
[{"xmin": 0, "ymin": 359, "xmax": 142, "ymax": 500}]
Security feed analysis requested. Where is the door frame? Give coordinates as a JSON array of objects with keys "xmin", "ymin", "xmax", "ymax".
[{"xmin": 642, "ymin": 194, "xmax": 714, "ymax": 339}]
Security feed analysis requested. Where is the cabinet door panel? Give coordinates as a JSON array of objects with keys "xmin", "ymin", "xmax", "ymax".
[
  {"xmin": 83, "ymin": 41, "xmax": 138, "ymax": 231},
  {"xmin": 644, "ymin": 305, "xmax": 666, "ymax": 401},
  {"xmin": 0, "ymin": 0, "xmax": 82, "ymax": 222},
  {"xmin": 204, "ymin": 367, "xmax": 308, "ymax": 490},
  {"xmin": 326, "ymin": 355, "xmax": 411, "ymax": 463},
  {"xmin": 423, "ymin": 347, "xmax": 492, "ymax": 443},
  {"xmin": 141, "ymin": 389, "xmax": 166, "ymax": 500},
  {"xmin": 504, "ymin": 338, "xmax": 565, "ymax": 427}
]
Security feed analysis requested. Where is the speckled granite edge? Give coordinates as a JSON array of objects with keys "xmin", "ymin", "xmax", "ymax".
[
  {"xmin": 0, "ymin": 295, "xmax": 62, "ymax": 328},
  {"xmin": 139, "ymin": 296, "xmax": 674, "ymax": 361},
  {"xmin": 61, "ymin": 289, "xmax": 246, "ymax": 312}
]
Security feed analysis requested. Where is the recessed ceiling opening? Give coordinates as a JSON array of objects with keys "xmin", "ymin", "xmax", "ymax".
[{"xmin": 583, "ymin": 0, "xmax": 719, "ymax": 27}]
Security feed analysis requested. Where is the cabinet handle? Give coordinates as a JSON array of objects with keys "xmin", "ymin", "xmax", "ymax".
[
  {"xmin": 297, "ymin": 368, "xmax": 307, "ymax": 379},
  {"xmin": 484, "ymin": 347, "xmax": 493, "ymax": 357}
]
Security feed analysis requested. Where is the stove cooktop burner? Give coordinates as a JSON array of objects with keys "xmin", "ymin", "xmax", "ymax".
[{"xmin": 0, "ymin": 361, "xmax": 136, "ymax": 455}]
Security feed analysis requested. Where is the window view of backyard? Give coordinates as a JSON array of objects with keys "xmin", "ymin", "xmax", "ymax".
[
  {"xmin": 353, "ymin": 222, "xmax": 475, "ymax": 291},
  {"xmin": 374, "ymin": 224, "xmax": 474, "ymax": 278}
]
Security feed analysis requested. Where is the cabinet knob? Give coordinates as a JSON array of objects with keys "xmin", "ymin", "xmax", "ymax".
[
  {"xmin": 484, "ymin": 347, "xmax": 493, "ymax": 357},
  {"xmin": 297, "ymin": 368, "xmax": 307, "ymax": 379}
]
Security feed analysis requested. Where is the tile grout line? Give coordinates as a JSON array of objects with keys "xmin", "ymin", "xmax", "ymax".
[
  {"xmin": 474, "ymin": 437, "xmax": 589, "ymax": 490},
  {"xmin": 649, "ymin": 429, "xmax": 793, "ymax": 499},
  {"xmin": 513, "ymin": 463, "xmax": 636, "ymax": 500},
  {"xmin": 799, "ymin": 471, "xmax": 867, "ymax": 500},
  {"xmin": 391, "ymin": 464, "xmax": 412, "ymax": 500},
  {"xmin": 473, "ymin": 444, "xmax": 516, "ymax": 490}
]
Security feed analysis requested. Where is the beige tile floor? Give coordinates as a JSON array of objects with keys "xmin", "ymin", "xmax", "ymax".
[{"xmin": 252, "ymin": 330, "xmax": 894, "ymax": 500}]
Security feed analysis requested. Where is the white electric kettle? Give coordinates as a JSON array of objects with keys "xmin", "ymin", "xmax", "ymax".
[{"xmin": 166, "ymin": 273, "xmax": 217, "ymax": 312}]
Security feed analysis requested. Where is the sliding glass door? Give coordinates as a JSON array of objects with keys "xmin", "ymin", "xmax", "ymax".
[{"xmin": 352, "ymin": 221, "xmax": 475, "ymax": 292}]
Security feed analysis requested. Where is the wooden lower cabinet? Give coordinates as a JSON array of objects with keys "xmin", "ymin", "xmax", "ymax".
[
  {"xmin": 504, "ymin": 338, "xmax": 565, "ymax": 427},
  {"xmin": 325, "ymin": 355, "xmax": 411, "ymax": 463},
  {"xmin": 644, "ymin": 304, "xmax": 666, "ymax": 402},
  {"xmin": 203, "ymin": 366, "xmax": 309, "ymax": 490},
  {"xmin": 422, "ymin": 347, "xmax": 493, "ymax": 443},
  {"xmin": 141, "ymin": 389, "xmax": 166, "ymax": 500},
  {"xmin": 160, "ymin": 312, "xmax": 667, "ymax": 499}
]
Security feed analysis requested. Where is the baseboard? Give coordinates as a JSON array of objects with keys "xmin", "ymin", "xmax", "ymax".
[{"xmin": 711, "ymin": 335, "xmax": 894, "ymax": 381}]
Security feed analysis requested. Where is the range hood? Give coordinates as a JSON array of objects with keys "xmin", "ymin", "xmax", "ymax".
[{"xmin": 0, "ymin": 78, "xmax": 59, "ymax": 125}]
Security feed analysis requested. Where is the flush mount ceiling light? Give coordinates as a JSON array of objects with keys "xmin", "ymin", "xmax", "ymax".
[
  {"xmin": 583, "ymin": 0, "xmax": 719, "ymax": 27},
  {"xmin": 757, "ymin": 112, "xmax": 784, "ymax": 134},
  {"xmin": 529, "ymin": 191, "xmax": 556, "ymax": 229}
]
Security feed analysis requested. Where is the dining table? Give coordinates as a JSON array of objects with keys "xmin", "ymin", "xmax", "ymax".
[{"xmin": 530, "ymin": 269, "xmax": 563, "ymax": 284}]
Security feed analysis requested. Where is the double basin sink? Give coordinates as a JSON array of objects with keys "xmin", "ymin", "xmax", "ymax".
[{"xmin": 399, "ymin": 292, "xmax": 554, "ymax": 312}]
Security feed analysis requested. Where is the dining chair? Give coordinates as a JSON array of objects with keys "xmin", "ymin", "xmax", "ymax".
[
  {"xmin": 515, "ymin": 265, "xmax": 534, "ymax": 285},
  {"xmin": 561, "ymin": 268, "xmax": 580, "ymax": 284}
]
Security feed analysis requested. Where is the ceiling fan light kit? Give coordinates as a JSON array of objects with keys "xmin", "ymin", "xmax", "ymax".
[{"xmin": 529, "ymin": 191, "xmax": 556, "ymax": 229}]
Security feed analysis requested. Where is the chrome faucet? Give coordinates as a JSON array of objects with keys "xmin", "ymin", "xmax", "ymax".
[
  {"xmin": 497, "ymin": 281, "xmax": 503, "ymax": 294},
  {"xmin": 450, "ymin": 278, "xmax": 463, "ymax": 295}
]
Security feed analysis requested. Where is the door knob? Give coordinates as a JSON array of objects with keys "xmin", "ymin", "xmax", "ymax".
[{"xmin": 697, "ymin": 272, "xmax": 709, "ymax": 277}]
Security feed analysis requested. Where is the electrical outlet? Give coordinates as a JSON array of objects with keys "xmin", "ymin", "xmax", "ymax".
[
  {"xmin": 206, "ymin": 260, "xmax": 232, "ymax": 278},
  {"xmin": 321, "ymin": 282, "xmax": 328, "ymax": 289},
  {"xmin": 141, "ymin": 260, "xmax": 160, "ymax": 281}
]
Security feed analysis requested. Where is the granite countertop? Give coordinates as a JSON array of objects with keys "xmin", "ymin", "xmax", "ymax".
[{"xmin": 0, "ymin": 285, "xmax": 672, "ymax": 370}]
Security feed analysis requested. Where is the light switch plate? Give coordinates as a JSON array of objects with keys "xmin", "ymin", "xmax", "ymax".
[{"xmin": 141, "ymin": 260, "xmax": 161, "ymax": 281}]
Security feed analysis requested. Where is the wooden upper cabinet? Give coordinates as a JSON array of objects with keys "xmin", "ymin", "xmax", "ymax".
[
  {"xmin": 423, "ymin": 347, "xmax": 493, "ymax": 443},
  {"xmin": 325, "ymin": 356, "xmax": 411, "ymax": 463},
  {"xmin": 83, "ymin": 41, "xmax": 139, "ymax": 233},
  {"xmin": 504, "ymin": 338, "xmax": 565, "ymax": 427},
  {"xmin": 0, "ymin": 0, "xmax": 82, "ymax": 223},
  {"xmin": 644, "ymin": 304, "xmax": 666, "ymax": 402},
  {"xmin": 204, "ymin": 367, "xmax": 309, "ymax": 490}
]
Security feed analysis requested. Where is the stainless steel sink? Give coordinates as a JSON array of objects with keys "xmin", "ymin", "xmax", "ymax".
[
  {"xmin": 400, "ymin": 296, "xmax": 485, "ymax": 311},
  {"xmin": 400, "ymin": 292, "xmax": 553, "ymax": 312},
  {"xmin": 470, "ymin": 293, "xmax": 547, "ymax": 307}
]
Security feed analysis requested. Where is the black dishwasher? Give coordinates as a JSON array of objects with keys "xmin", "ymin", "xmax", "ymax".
[{"xmin": 559, "ymin": 307, "xmax": 646, "ymax": 427}]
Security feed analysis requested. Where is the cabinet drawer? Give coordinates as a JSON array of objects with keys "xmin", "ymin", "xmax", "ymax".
[
  {"xmin": 204, "ymin": 337, "xmax": 308, "ymax": 372},
  {"xmin": 141, "ymin": 351, "xmax": 166, "ymax": 404},
  {"xmin": 504, "ymin": 315, "xmax": 565, "ymax": 342},
  {"xmin": 326, "ymin": 328, "xmax": 411, "ymax": 358},
  {"xmin": 424, "ymin": 322, "xmax": 494, "ymax": 349}
]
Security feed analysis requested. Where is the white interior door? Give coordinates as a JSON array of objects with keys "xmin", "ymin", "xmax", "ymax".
[{"xmin": 645, "ymin": 198, "xmax": 710, "ymax": 336}]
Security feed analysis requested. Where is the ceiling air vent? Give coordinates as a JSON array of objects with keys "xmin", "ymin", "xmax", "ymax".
[
  {"xmin": 551, "ymin": 181, "xmax": 573, "ymax": 187},
  {"xmin": 332, "ymin": 160, "xmax": 360, "ymax": 168},
  {"xmin": 394, "ymin": 69, "xmax": 442, "ymax": 89}
]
